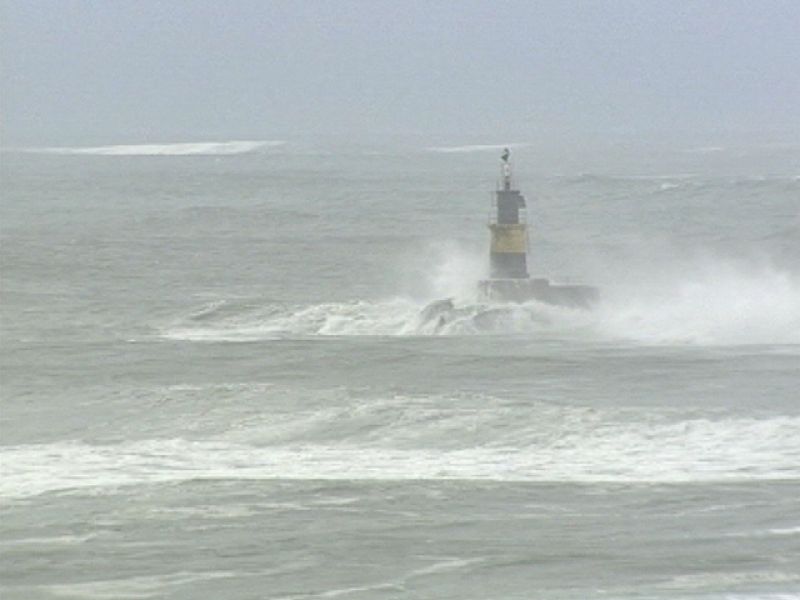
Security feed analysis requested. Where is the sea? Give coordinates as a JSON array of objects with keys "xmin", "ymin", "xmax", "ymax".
[{"xmin": 1, "ymin": 137, "xmax": 799, "ymax": 599}]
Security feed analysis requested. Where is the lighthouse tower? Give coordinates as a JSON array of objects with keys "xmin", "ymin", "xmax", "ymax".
[
  {"xmin": 489, "ymin": 149, "xmax": 529, "ymax": 279},
  {"xmin": 478, "ymin": 150, "xmax": 597, "ymax": 307}
]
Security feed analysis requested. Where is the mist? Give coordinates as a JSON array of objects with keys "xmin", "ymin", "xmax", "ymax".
[{"xmin": 2, "ymin": 0, "xmax": 799, "ymax": 146}]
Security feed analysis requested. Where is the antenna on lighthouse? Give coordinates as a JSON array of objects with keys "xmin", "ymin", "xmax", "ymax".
[{"xmin": 501, "ymin": 147, "xmax": 511, "ymax": 190}]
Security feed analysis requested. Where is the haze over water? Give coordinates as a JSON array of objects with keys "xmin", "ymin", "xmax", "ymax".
[{"xmin": 2, "ymin": 2, "xmax": 800, "ymax": 599}]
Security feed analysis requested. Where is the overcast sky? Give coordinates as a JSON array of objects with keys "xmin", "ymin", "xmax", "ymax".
[{"xmin": 1, "ymin": 0, "xmax": 798, "ymax": 144}]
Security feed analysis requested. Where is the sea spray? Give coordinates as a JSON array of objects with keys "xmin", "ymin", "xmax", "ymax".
[
  {"xmin": 593, "ymin": 260, "xmax": 800, "ymax": 345},
  {"xmin": 423, "ymin": 240, "xmax": 487, "ymax": 302}
]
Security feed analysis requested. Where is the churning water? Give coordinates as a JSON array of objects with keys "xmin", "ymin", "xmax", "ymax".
[{"xmin": 1, "ymin": 139, "xmax": 799, "ymax": 599}]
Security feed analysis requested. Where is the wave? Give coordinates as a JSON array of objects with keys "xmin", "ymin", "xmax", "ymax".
[
  {"xmin": 426, "ymin": 143, "xmax": 529, "ymax": 154},
  {"xmin": 27, "ymin": 140, "xmax": 285, "ymax": 156},
  {"xmin": 162, "ymin": 298, "xmax": 424, "ymax": 341},
  {"xmin": 161, "ymin": 263, "xmax": 800, "ymax": 346},
  {"xmin": 2, "ymin": 402, "xmax": 798, "ymax": 498},
  {"xmin": 160, "ymin": 296, "xmax": 585, "ymax": 341}
]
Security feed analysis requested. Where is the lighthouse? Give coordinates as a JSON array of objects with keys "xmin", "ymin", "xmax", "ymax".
[
  {"xmin": 489, "ymin": 149, "xmax": 529, "ymax": 279},
  {"xmin": 478, "ymin": 149, "xmax": 598, "ymax": 307}
]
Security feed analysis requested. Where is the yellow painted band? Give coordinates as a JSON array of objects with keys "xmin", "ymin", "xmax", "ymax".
[{"xmin": 490, "ymin": 224, "xmax": 527, "ymax": 254}]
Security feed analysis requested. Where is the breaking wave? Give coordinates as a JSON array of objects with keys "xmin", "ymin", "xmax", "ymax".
[
  {"xmin": 28, "ymin": 140, "xmax": 285, "ymax": 156},
  {"xmin": 2, "ymin": 396, "xmax": 798, "ymax": 498},
  {"xmin": 164, "ymin": 298, "xmax": 422, "ymax": 340},
  {"xmin": 162, "ymin": 260, "xmax": 800, "ymax": 346},
  {"xmin": 161, "ymin": 297, "xmax": 583, "ymax": 341}
]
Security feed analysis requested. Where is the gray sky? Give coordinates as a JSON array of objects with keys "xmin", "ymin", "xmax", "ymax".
[{"xmin": 2, "ymin": 0, "xmax": 798, "ymax": 144}]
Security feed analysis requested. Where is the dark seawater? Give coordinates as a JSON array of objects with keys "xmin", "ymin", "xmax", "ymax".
[{"xmin": 1, "ymin": 140, "xmax": 799, "ymax": 599}]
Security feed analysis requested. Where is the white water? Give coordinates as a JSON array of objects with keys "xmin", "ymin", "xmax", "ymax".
[{"xmin": 3, "ymin": 402, "xmax": 798, "ymax": 499}]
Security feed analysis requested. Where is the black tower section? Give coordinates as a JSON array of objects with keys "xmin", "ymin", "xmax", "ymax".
[{"xmin": 496, "ymin": 189, "xmax": 524, "ymax": 224}]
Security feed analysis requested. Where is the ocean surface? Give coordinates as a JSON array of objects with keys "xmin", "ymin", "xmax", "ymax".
[{"xmin": 1, "ymin": 138, "xmax": 799, "ymax": 599}]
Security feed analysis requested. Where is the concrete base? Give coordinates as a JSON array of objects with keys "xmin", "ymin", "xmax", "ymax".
[{"xmin": 478, "ymin": 277, "xmax": 598, "ymax": 309}]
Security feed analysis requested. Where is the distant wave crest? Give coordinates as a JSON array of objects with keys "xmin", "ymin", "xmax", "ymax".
[
  {"xmin": 28, "ymin": 140, "xmax": 285, "ymax": 156},
  {"xmin": 426, "ymin": 143, "xmax": 529, "ymax": 154}
]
